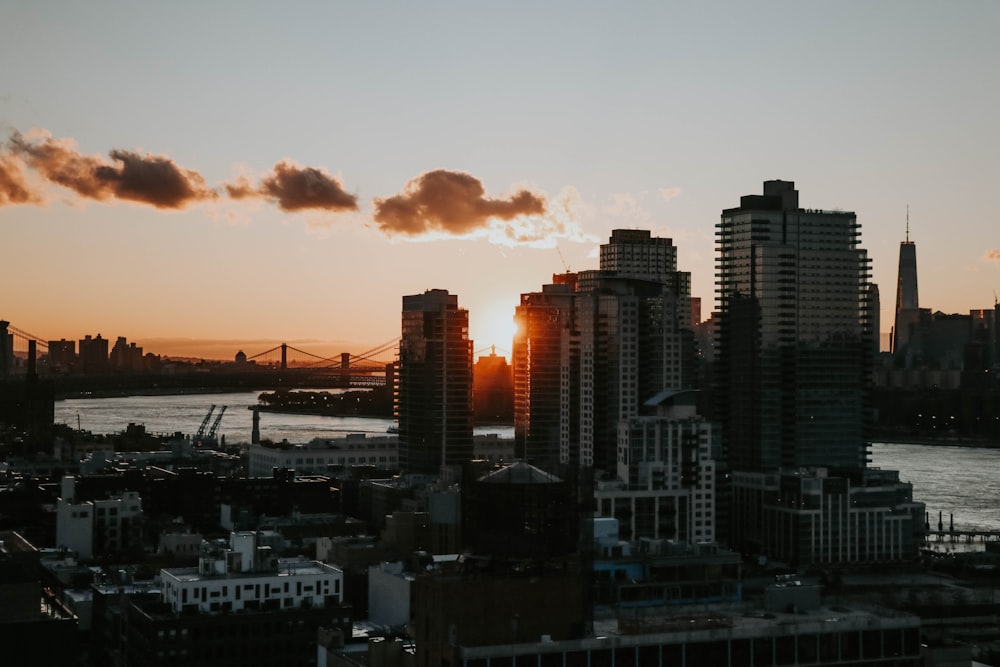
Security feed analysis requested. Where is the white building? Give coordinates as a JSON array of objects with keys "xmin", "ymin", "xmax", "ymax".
[
  {"xmin": 248, "ymin": 433, "xmax": 512, "ymax": 478},
  {"xmin": 368, "ymin": 561, "xmax": 413, "ymax": 628},
  {"xmin": 247, "ymin": 433, "xmax": 399, "ymax": 477},
  {"xmin": 159, "ymin": 531, "xmax": 343, "ymax": 614},
  {"xmin": 595, "ymin": 390, "xmax": 716, "ymax": 544},
  {"xmin": 55, "ymin": 475, "xmax": 142, "ymax": 560}
]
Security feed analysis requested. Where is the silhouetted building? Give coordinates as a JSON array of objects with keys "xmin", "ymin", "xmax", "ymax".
[
  {"xmin": 0, "ymin": 321, "xmax": 12, "ymax": 376},
  {"xmin": 513, "ymin": 282, "xmax": 578, "ymax": 468},
  {"xmin": 47, "ymin": 338, "xmax": 77, "ymax": 371},
  {"xmin": 396, "ymin": 289, "xmax": 473, "ymax": 477},
  {"xmin": 716, "ymin": 180, "xmax": 872, "ymax": 472},
  {"xmin": 891, "ymin": 218, "xmax": 920, "ymax": 355},
  {"xmin": 472, "ymin": 347, "xmax": 513, "ymax": 423},
  {"xmin": 110, "ymin": 336, "xmax": 144, "ymax": 371},
  {"xmin": 462, "ymin": 461, "xmax": 578, "ymax": 561},
  {"xmin": 513, "ymin": 230, "xmax": 695, "ymax": 475},
  {"xmin": 413, "ymin": 461, "xmax": 590, "ymax": 667},
  {"xmin": 79, "ymin": 333, "xmax": 110, "ymax": 373},
  {"xmin": 0, "ymin": 531, "xmax": 79, "ymax": 665},
  {"xmin": 716, "ymin": 181, "xmax": 922, "ymax": 562}
]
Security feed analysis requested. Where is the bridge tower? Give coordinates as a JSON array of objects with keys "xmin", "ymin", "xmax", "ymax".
[{"xmin": 281, "ymin": 343, "xmax": 287, "ymax": 370}]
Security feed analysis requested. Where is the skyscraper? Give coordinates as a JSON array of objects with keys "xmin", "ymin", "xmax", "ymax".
[
  {"xmin": 717, "ymin": 181, "xmax": 923, "ymax": 564},
  {"xmin": 715, "ymin": 180, "xmax": 872, "ymax": 472},
  {"xmin": 396, "ymin": 289, "xmax": 474, "ymax": 476},
  {"xmin": 513, "ymin": 230, "xmax": 694, "ymax": 474},
  {"xmin": 891, "ymin": 212, "xmax": 920, "ymax": 355}
]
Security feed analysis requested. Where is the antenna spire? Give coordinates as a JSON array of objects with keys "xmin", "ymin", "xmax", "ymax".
[{"xmin": 906, "ymin": 204, "xmax": 910, "ymax": 243}]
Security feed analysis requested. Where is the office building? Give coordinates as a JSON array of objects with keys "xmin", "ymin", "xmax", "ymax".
[
  {"xmin": 397, "ymin": 289, "xmax": 474, "ymax": 476},
  {"xmin": 716, "ymin": 181, "xmax": 923, "ymax": 562},
  {"xmin": 513, "ymin": 230, "xmax": 695, "ymax": 475},
  {"xmin": 716, "ymin": 180, "xmax": 872, "ymax": 472},
  {"xmin": 513, "ymin": 282, "xmax": 579, "ymax": 468},
  {"xmin": 891, "ymin": 215, "xmax": 920, "ymax": 355}
]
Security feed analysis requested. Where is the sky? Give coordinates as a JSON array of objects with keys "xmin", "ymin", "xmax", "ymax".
[{"xmin": 1, "ymin": 1, "xmax": 998, "ymax": 360}]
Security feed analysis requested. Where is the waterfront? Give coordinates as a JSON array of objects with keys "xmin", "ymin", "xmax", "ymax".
[
  {"xmin": 53, "ymin": 393, "xmax": 998, "ymax": 535},
  {"xmin": 54, "ymin": 390, "xmax": 514, "ymax": 445}
]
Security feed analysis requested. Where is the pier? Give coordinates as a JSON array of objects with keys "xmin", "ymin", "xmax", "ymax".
[{"xmin": 924, "ymin": 530, "xmax": 1000, "ymax": 544}]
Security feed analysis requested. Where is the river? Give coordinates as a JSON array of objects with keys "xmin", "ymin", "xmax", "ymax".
[
  {"xmin": 53, "ymin": 392, "xmax": 997, "ymax": 535},
  {"xmin": 54, "ymin": 390, "xmax": 514, "ymax": 445}
]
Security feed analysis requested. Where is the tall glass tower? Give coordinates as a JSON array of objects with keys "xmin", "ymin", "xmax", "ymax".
[
  {"xmin": 891, "ymin": 212, "xmax": 920, "ymax": 355},
  {"xmin": 715, "ymin": 181, "xmax": 873, "ymax": 472}
]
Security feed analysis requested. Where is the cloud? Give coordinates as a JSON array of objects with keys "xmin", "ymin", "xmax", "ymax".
[
  {"xmin": 985, "ymin": 249, "xmax": 1000, "ymax": 262},
  {"xmin": 225, "ymin": 160, "xmax": 358, "ymax": 212},
  {"xmin": 659, "ymin": 186, "xmax": 683, "ymax": 202},
  {"xmin": 0, "ymin": 151, "xmax": 43, "ymax": 205},
  {"xmin": 373, "ymin": 169, "xmax": 546, "ymax": 236},
  {"xmin": 7, "ymin": 130, "xmax": 216, "ymax": 209}
]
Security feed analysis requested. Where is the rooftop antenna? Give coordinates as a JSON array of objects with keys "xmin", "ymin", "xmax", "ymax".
[{"xmin": 906, "ymin": 204, "xmax": 910, "ymax": 243}]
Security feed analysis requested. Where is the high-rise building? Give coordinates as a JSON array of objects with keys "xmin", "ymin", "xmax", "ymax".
[
  {"xmin": 513, "ymin": 230, "xmax": 695, "ymax": 475},
  {"xmin": 397, "ymin": 289, "xmax": 473, "ymax": 476},
  {"xmin": 0, "ymin": 321, "xmax": 12, "ymax": 376},
  {"xmin": 78, "ymin": 334, "xmax": 109, "ymax": 373},
  {"xmin": 513, "ymin": 283, "xmax": 580, "ymax": 469},
  {"xmin": 892, "ymin": 212, "xmax": 920, "ymax": 355},
  {"xmin": 716, "ymin": 180, "xmax": 872, "ymax": 472},
  {"xmin": 716, "ymin": 181, "xmax": 923, "ymax": 563}
]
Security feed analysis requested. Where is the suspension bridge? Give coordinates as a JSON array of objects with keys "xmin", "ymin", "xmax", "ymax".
[
  {"xmin": 1, "ymin": 321, "xmax": 401, "ymax": 389},
  {"xmin": 242, "ymin": 338, "xmax": 400, "ymax": 386}
]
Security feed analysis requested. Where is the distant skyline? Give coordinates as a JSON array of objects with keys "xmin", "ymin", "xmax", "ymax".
[{"xmin": 2, "ymin": 2, "xmax": 998, "ymax": 359}]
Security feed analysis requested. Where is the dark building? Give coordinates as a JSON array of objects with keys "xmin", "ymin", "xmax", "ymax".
[
  {"xmin": 413, "ymin": 461, "xmax": 592, "ymax": 667},
  {"xmin": 397, "ymin": 289, "xmax": 473, "ymax": 477},
  {"xmin": 47, "ymin": 338, "xmax": 77, "ymax": 372},
  {"xmin": 0, "ymin": 531, "xmax": 79, "ymax": 665},
  {"xmin": 79, "ymin": 334, "xmax": 110, "ymax": 374},
  {"xmin": 461, "ymin": 461, "xmax": 578, "ymax": 561},
  {"xmin": 513, "ymin": 230, "xmax": 694, "ymax": 475},
  {"xmin": 891, "ymin": 217, "xmax": 920, "ymax": 355},
  {"xmin": 472, "ymin": 347, "xmax": 513, "ymax": 424},
  {"xmin": 716, "ymin": 181, "xmax": 923, "ymax": 563},
  {"xmin": 715, "ymin": 180, "xmax": 872, "ymax": 472}
]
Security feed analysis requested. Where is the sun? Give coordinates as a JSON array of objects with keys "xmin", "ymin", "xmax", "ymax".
[{"xmin": 470, "ymin": 302, "xmax": 518, "ymax": 358}]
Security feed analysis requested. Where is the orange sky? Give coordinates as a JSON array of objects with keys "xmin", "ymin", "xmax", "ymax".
[{"xmin": 3, "ymin": 4, "xmax": 998, "ymax": 360}]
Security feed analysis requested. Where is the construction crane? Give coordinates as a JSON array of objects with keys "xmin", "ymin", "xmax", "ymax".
[
  {"xmin": 207, "ymin": 406, "xmax": 227, "ymax": 441},
  {"xmin": 195, "ymin": 405, "xmax": 216, "ymax": 440}
]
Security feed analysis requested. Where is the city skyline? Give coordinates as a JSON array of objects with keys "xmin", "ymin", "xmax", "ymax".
[{"xmin": 2, "ymin": 3, "xmax": 998, "ymax": 359}]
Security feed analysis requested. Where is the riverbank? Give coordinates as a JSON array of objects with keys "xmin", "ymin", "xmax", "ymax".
[{"xmin": 872, "ymin": 434, "xmax": 1000, "ymax": 449}]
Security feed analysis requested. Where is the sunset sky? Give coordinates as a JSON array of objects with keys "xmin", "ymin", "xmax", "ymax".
[{"xmin": 2, "ymin": 2, "xmax": 998, "ymax": 360}]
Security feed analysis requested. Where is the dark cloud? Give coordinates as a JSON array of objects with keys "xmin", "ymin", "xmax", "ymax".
[
  {"xmin": 986, "ymin": 249, "xmax": 1000, "ymax": 262},
  {"xmin": 226, "ymin": 161, "xmax": 358, "ymax": 212},
  {"xmin": 7, "ymin": 130, "xmax": 216, "ymax": 209},
  {"xmin": 0, "ymin": 151, "xmax": 42, "ymax": 205},
  {"xmin": 372, "ymin": 169, "xmax": 546, "ymax": 236}
]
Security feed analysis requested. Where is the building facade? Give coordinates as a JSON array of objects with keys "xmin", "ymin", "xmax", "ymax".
[
  {"xmin": 595, "ymin": 390, "xmax": 716, "ymax": 544},
  {"xmin": 891, "ymin": 220, "xmax": 920, "ymax": 355},
  {"xmin": 512, "ymin": 230, "xmax": 695, "ymax": 476},
  {"xmin": 397, "ymin": 289, "xmax": 474, "ymax": 477},
  {"xmin": 715, "ymin": 180, "xmax": 873, "ymax": 472}
]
